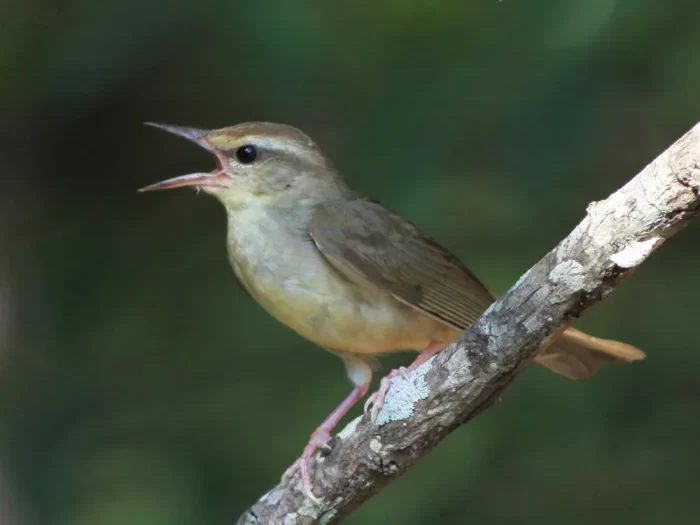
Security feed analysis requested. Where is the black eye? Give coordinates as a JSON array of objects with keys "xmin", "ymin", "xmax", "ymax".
[{"xmin": 235, "ymin": 145, "xmax": 257, "ymax": 164}]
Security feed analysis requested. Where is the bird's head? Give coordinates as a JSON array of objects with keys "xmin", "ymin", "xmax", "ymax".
[{"xmin": 140, "ymin": 122, "xmax": 344, "ymax": 209}]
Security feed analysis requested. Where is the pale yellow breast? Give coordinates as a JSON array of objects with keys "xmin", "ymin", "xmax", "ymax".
[{"xmin": 225, "ymin": 204, "xmax": 456, "ymax": 354}]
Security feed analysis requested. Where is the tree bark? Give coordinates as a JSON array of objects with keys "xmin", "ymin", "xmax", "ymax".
[{"xmin": 237, "ymin": 122, "xmax": 700, "ymax": 525}]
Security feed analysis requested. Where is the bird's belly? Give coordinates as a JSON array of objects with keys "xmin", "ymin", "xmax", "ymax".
[{"xmin": 229, "ymin": 239, "xmax": 453, "ymax": 354}]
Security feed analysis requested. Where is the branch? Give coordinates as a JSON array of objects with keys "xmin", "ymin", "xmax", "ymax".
[{"xmin": 237, "ymin": 122, "xmax": 700, "ymax": 525}]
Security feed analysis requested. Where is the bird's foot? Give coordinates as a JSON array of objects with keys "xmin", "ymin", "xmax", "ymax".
[
  {"xmin": 364, "ymin": 366, "xmax": 409, "ymax": 422},
  {"xmin": 282, "ymin": 427, "xmax": 332, "ymax": 505},
  {"xmin": 283, "ymin": 383, "xmax": 369, "ymax": 504}
]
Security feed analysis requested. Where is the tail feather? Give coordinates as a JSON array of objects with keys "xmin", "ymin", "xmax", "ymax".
[{"xmin": 534, "ymin": 327, "xmax": 645, "ymax": 380}]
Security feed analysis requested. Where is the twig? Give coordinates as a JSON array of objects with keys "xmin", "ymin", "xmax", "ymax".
[{"xmin": 237, "ymin": 122, "xmax": 700, "ymax": 525}]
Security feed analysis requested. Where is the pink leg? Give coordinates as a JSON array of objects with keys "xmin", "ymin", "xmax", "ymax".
[
  {"xmin": 283, "ymin": 382, "xmax": 369, "ymax": 502},
  {"xmin": 364, "ymin": 341, "xmax": 445, "ymax": 422}
]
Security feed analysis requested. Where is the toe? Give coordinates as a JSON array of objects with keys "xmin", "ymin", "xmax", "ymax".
[
  {"xmin": 370, "ymin": 403, "xmax": 381, "ymax": 423},
  {"xmin": 299, "ymin": 459, "xmax": 322, "ymax": 505},
  {"xmin": 307, "ymin": 428, "xmax": 332, "ymax": 452},
  {"xmin": 282, "ymin": 459, "xmax": 300, "ymax": 481},
  {"xmin": 282, "ymin": 429, "xmax": 332, "ymax": 504},
  {"xmin": 363, "ymin": 393, "xmax": 377, "ymax": 415}
]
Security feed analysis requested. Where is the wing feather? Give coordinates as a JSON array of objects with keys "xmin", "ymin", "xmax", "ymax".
[{"xmin": 308, "ymin": 199, "xmax": 495, "ymax": 330}]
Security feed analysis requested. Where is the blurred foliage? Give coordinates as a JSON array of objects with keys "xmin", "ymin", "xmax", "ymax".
[{"xmin": 2, "ymin": 0, "xmax": 700, "ymax": 523}]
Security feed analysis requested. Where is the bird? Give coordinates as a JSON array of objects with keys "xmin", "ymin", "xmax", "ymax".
[{"xmin": 140, "ymin": 121, "xmax": 645, "ymax": 502}]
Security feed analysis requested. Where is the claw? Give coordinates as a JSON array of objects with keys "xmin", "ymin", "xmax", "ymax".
[
  {"xmin": 363, "ymin": 395, "xmax": 375, "ymax": 416},
  {"xmin": 283, "ymin": 458, "xmax": 322, "ymax": 505},
  {"xmin": 282, "ymin": 383, "xmax": 369, "ymax": 503},
  {"xmin": 365, "ymin": 342, "xmax": 445, "ymax": 424},
  {"xmin": 281, "ymin": 428, "xmax": 332, "ymax": 505},
  {"xmin": 365, "ymin": 368, "xmax": 405, "ymax": 422}
]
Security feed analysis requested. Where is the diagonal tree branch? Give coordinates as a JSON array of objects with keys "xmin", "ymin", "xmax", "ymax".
[{"xmin": 237, "ymin": 122, "xmax": 700, "ymax": 525}]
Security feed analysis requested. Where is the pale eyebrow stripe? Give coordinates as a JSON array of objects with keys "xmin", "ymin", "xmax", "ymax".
[{"xmin": 245, "ymin": 135, "xmax": 322, "ymax": 163}]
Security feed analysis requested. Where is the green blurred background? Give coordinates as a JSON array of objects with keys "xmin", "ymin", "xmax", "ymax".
[{"xmin": 2, "ymin": 1, "xmax": 700, "ymax": 523}]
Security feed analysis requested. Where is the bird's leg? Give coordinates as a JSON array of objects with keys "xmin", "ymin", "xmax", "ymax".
[
  {"xmin": 283, "ymin": 355, "xmax": 371, "ymax": 504},
  {"xmin": 365, "ymin": 340, "xmax": 445, "ymax": 422}
]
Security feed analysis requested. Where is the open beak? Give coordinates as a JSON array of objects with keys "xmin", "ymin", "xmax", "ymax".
[
  {"xmin": 139, "ymin": 122, "xmax": 227, "ymax": 192},
  {"xmin": 138, "ymin": 172, "xmax": 226, "ymax": 192}
]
